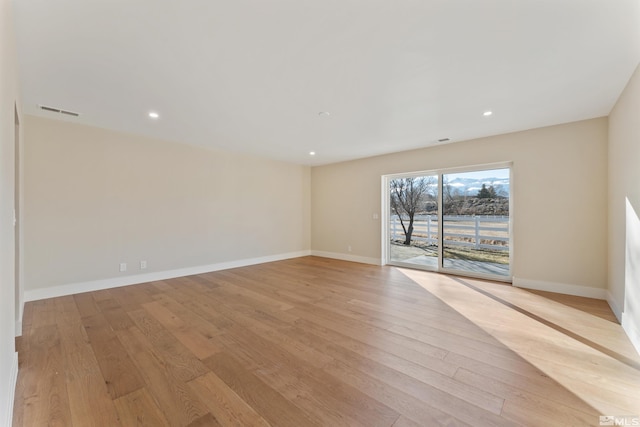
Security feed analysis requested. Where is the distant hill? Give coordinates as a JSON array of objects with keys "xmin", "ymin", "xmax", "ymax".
[
  {"xmin": 422, "ymin": 197, "xmax": 509, "ymax": 216},
  {"xmin": 443, "ymin": 197, "xmax": 509, "ymax": 216},
  {"xmin": 444, "ymin": 177, "xmax": 510, "ymax": 197}
]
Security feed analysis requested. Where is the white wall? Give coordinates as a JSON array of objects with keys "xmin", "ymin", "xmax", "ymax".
[
  {"xmin": 23, "ymin": 116, "xmax": 311, "ymax": 299},
  {"xmin": 311, "ymin": 118, "xmax": 609, "ymax": 296},
  {"xmin": 0, "ymin": 0, "xmax": 20, "ymax": 424},
  {"xmin": 609, "ymin": 63, "xmax": 640, "ymax": 353}
]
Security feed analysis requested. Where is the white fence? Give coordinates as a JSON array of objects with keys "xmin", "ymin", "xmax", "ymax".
[{"xmin": 391, "ymin": 215, "xmax": 509, "ymax": 251}]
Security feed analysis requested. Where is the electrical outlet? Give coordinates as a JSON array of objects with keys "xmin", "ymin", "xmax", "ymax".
[
  {"xmin": 140, "ymin": 260, "xmax": 147, "ymax": 270},
  {"xmin": 348, "ymin": 245, "xmax": 352, "ymax": 252},
  {"xmin": 119, "ymin": 263, "xmax": 127, "ymax": 272}
]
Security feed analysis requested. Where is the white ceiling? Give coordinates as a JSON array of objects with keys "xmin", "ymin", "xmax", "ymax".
[{"xmin": 13, "ymin": 0, "xmax": 640, "ymax": 165}]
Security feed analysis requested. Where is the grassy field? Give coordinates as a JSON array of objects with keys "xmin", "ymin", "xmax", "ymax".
[
  {"xmin": 389, "ymin": 240, "xmax": 509, "ymax": 265},
  {"xmin": 442, "ymin": 246, "xmax": 509, "ymax": 264}
]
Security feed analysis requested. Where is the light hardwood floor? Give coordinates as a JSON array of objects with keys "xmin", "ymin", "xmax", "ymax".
[{"xmin": 12, "ymin": 256, "xmax": 640, "ymax": 426}]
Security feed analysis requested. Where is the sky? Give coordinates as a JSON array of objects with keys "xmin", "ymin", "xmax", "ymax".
[{"xmin": 444, "ymin": 167, "xmax": 510, "ymax": 181}]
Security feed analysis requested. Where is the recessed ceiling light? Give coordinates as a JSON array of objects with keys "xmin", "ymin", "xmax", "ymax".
[
  {"xmin": 318, "ymin": 112, "xmax": 330, "ymax": 117},
  {"xmin": 483, "ymin": 111, "xmax": 493, "ymax": 117},
  {"xmin": 148, "ymin": 111, "xmax": 159, "ymax": 119},
  {"xmin": 309, "ymin": 151, "xmax": 316, "ymax": 156}
]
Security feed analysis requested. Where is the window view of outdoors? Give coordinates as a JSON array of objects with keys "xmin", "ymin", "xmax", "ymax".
[
  {"xmin": 389, "ymin": 175, "xmax": 439, "ymax": 267},
  {"xmin": 441, "ymin": 169, "xmax": 510, "ymax": 276},
  {"xmin": 389, "ymin": 168, "xmax": 510, "ymax": 277}
]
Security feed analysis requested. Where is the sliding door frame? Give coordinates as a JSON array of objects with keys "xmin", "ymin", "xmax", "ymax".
[{"xmin": 382, "ymin": 161, "xmax": 513, "ymax": 283}]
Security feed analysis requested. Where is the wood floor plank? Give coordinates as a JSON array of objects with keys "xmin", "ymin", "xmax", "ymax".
[
  {"xmin": 280, "ymin": 323, "xmax": 505, "ymax": 415},
  {"xmin": 254, "ymin": 364, "xmax": 396, "ymax": 427},
  {"xmin": 181, "ymin": 274, "xmax": 221, "ymax": 290},
  {"xmin": 203, "ymin": 285, "xmax": 300, "ymax": 325},
  {"xmin": 142, "ymin": 300, "xmax": 221, "ymax": 360},
  {"xmin": 187, "ymin": 372, "xmax": 271, "ymax": 427},
  {"xmin": 454, "ymin": 368, "xmax": 596, "ymax": 426},
  {"xmin": 116, "ymin": 327, "xmax": 209, "ymax": 426},
  {"xmin": 14, "ymin": 256, "xmax": 640, "ymax": 426},
  {"xmin": 311, "ymin": 296, "xmax": 522, "ymax": 369},
  {"xmin": 90, "ymin": 335, "xmax": 144, "ymax": 400},
  {"xmin": 181, "ymin": 292, "xmax": 331, "ymax": 369},
  {"xmin": 288, "ymin": 306, "xmax": 452, "ymax": 367},
  {"xmin": 30, "ymin": 299, "xmax": 57, "ymax": 329},
  {"xmin": 53, "ymin": 296, "xmax": 85, "ymax": 326},
  {"xmin": 213, "ymin": 324, "xmax": 399, "ymax": 427},
  {"xmin": 392, "ymin": 415, "xmax": 429, "ymax": 427},
  {"xmin": 113, "ymin": 388, "xmax": 171, "ymax": 427},
  {"xmin": 73, "ymin": 293, "xmax": 101, "ymax": 319},
  {"xmin": 152, "ymin": 293, "xmax": 225, "ymax": 338},
  {"xmin": 444, "ymin": 347, "xmax": 559, "ymax": 383},
  {"xmin": 95, "ymin": 297, "xmax": 120, "ymax": 313},
  {"xmin": 216, "ymin": 269, "xmax": 323, "ymax": 305},
  {"xmin": 320, "ymin": 359, "xmax": 471, "ymax": 426},
  {"xmin": 211, "ymin": 269, "xmax": 321, "ymax": 305},
  {"xmin": 17, "ymin": 325, "xmax": 72, "ymax": 427},
  {"xmin": 203, "ymin": 352, "xmax": 322, "ymax": 427},
  {"xmin": 126, "ymin": 309, "xmax": 210, "ymax": 382},
  {"xmin": 501, "ymin": 397, "xmax": 598, "ymax": 427},
  {"xmin": 90, "ymin": 289, "xmax": 114, "ymax": 302},
  {"xmin": 316, "ymin": 294, "xmax": 500, "ymax": 345},
  {"xmin": 60, "ymin": 341, "xmax": 121, "ymax": 426},
  {"xmin": 527, "ymin": 289, "xmax": 619, "ymax": 323},
  {"xmin": 207, "ymin": 276, "xmax": 295, "ymax": 312},
  {"xmin": 101, "ymin": 306, "xmax": 136, "ymax": 331},
  {"xmin": 215, "ymin": 322, "xmax": 330, "ymax": 374},
  {"xmin": 109, "ymin": 285, "xmax": 157, "ymax": 312},
  {"xmin": 445, "ymin": 352, "xmax": 593, "ymax": 412},
  {"xmin": 177, "ymin": 297, "xmax": 234, "ymax": 332},
  {"xmin": 186, "ymin": 413, "xmax": 223, "ymax": 427},
  {"xmin": 82, "ymin": 313, "xmax": 145, "ymax": 399}
]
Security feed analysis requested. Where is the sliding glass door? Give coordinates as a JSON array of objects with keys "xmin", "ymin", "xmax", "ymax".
[
  {"xmin": 441, "ymin": 168, "xmax": 510, "ymax": 277},
  {"xmin": 385, "ymin": 164, "xmax": 511, "ymax": 281},
  {"xmin": 388, "ymin": 175, "xmax": 439, "ymax": 269}
]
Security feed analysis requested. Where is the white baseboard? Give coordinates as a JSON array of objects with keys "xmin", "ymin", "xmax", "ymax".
[
  {"xmin": 606, "ymin": 291, "xmax": 623, "ymax": 323},
  {"xmin": 622, "ymin": 312, "xmax": 640, "ymax": 356},
  {"xmin": 24, "ymin": 250, "xmax": 311, "ymax": 302},
  {"xmin": 4, "ymin": 352, "xmax": 18, "ymax": 427},
  {"xmin": 512, "ymin": 277, "xmax": 607, "ymax": 300},
  {"xmin": 310, "ymin": 250, "xmax": 381, "ymax": 266}
]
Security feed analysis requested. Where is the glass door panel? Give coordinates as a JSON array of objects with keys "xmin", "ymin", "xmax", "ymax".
[
  {"xmin": 441, "ymin": 168, "xmax": 510, "ymax": 277},
  {"xmin": 389, "ymin": 175, "xmax": 439, "ymax": 270}
]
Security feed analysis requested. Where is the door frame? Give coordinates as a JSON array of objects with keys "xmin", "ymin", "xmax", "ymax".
[
  {"xmin": 382, "ymin": 161, "xmax": 513, "ymax": 282},
  {"xmin": 14, "ymin": 103, "xmax": 23, "ymax": 336}
]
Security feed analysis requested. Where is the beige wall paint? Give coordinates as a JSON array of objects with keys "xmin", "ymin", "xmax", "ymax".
[
  {"xmin": 23, "ymin": 116, "xmax": 310, "ymax": 293},
  {"xmin": 0, "ymin": 0, "xmax": 20, "ymax": 423},
  {"xmin": 609, "ymin": 63, "xmax": 640, "ymax": 350},
  {"xmin": 312, "ymin": 118, "xmax": 608, "ymax": 290}
]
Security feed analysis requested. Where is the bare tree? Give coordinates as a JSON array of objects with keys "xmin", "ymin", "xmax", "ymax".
[
  {"xmin": 442, "ymin": 178, "xmax": 463, "ymax": 215},
  {"xmin": 493, "ymin": 183, "xmax": 508, "ymax": 198},
  {"xmin": 390, "ymin": 177, "xmax": 433, "ymax": 245}
]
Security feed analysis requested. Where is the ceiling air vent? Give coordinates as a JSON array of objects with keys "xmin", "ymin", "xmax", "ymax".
[{"xmin": 38, "ymin": 104, "xmax": 80, "ymax": 117}]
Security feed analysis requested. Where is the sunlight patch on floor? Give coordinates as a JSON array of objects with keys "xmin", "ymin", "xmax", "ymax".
[{"xmin": 397, "ymin": 267, "xmax": 640, "ymax": 415}]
